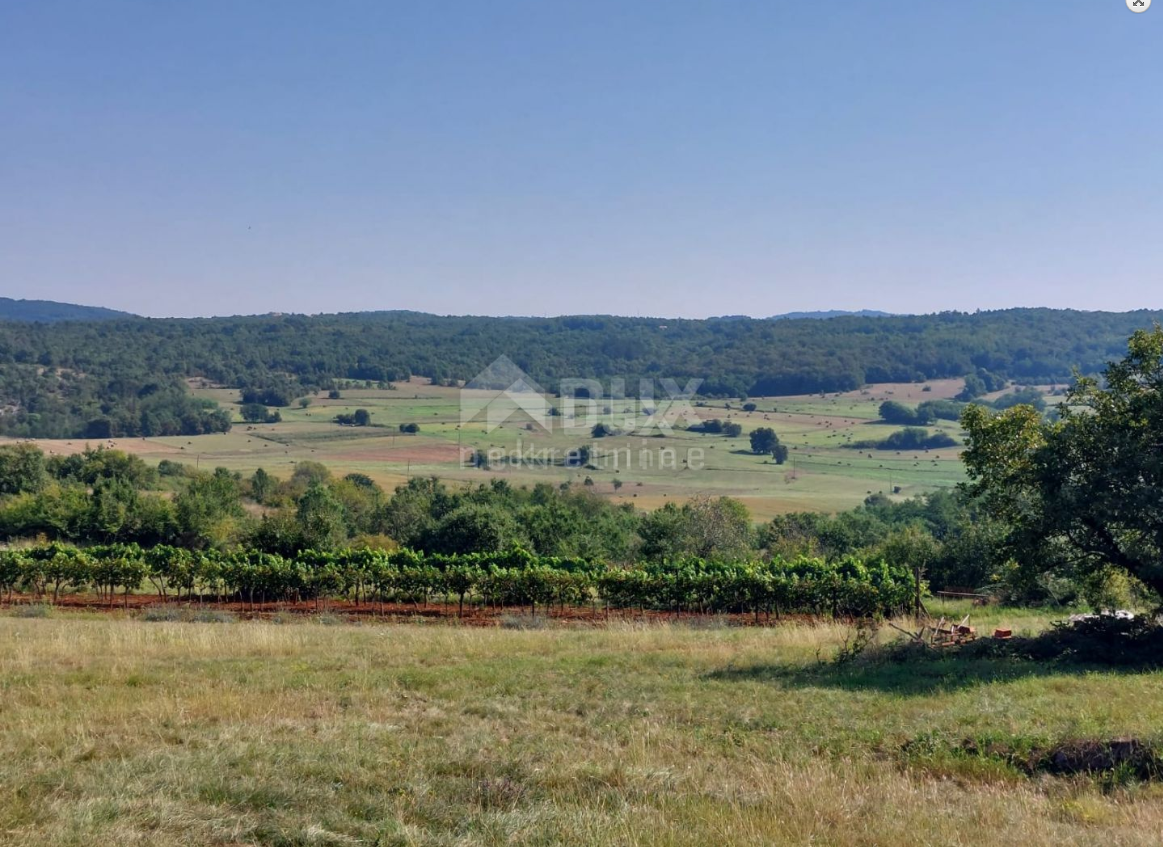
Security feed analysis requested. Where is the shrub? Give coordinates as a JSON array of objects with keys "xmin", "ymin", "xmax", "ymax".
[
  {"xmin": 188, "ymin": 609, "xmax": 237, "ymax": 624},
  {"xmin": 11, "ymin": 603, "xmax": 51, "ymax": 618},
  {"xmin": 141, "ymin": 606, "xmax": 184, "ymax": 622}
]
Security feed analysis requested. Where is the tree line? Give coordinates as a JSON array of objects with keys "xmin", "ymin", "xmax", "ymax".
[
  {"xmin": 0, "ymin": 440, "xmax": 1005, "ymax": 597},
  {"xmin": 6, "ymin": 317, "xmax": 1163, "ymax": 618},
  {"xmin": 1, "ymin": 307, "xmax": 1159, "ymax": 437}
]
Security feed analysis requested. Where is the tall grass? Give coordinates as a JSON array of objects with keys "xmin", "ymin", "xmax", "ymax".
[{"xmin": 0, "ymin": 614, "xmax": 1161, "ymax": 845}]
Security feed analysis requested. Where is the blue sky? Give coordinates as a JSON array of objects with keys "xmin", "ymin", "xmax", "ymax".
[{"xmin": 2, "ymin": 1, "xmax": 1160, "ymax": 318}]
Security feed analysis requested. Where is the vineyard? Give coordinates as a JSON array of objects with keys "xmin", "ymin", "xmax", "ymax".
[{"xmin": 0, "ymin": 544, "xmax": 918, "ymax": 621}]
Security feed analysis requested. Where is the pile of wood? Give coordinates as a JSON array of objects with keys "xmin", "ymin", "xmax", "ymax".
[{"xmin": 889, "ymin": 613, "xmax": 979, "ymax": 649}]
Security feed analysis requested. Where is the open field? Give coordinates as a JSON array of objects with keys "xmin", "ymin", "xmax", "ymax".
[
  {"xmin": 9, "ymin": 379, "xmax": 993, "ymax": 517},
  {"xmin": 1, "ymin": 608, "xmax": 1162, "ymax": 845}
]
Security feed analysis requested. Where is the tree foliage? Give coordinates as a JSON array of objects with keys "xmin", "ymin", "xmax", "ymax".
[
  {"xmin": 0, "ymin": 309, "xmax": 1157, "ymax": 437},
  {"xmin": 962, "ymin": 328, "xmax": 1163, "ymax": 600}
]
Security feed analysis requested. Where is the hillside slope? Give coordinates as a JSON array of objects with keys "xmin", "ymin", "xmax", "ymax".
[
  {"xmin": 0, "ymin": 297, "xmax": 135, "ymax": 323},
  {"xmin": 0, "ymin": 307, "xmax": 1160, "ymax": 438}
]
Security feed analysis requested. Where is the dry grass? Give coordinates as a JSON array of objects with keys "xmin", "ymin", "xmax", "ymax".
[{"xmin": 1, "ymin": 614, "xmax": 1162, "ymax": 845}]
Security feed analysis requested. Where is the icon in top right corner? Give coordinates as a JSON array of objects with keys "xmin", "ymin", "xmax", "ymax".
[{"xmin": 1128, "ymin": 0, "xmax": 1150, "ymax": 12}]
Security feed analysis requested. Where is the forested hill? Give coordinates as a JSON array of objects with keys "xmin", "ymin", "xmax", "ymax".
[
  {"xmin": 1, "ymin": 307, "xmax": 1162, "ymax": 438},
  {"xmin": 768, "ymin": 310, "xmax": 894, "ymax": 320},
  {"xmin": 0, "ymin": 297, "xmax": 135, "ymax": 323}
]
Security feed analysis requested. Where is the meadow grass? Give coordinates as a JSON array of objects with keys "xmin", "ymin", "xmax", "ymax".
[
  {"xmin": 18, "ymin": 379, "xmax": 979, "ymax": 516},
  {"xmin": 1, "ymin": 611, "xmax": 1162, "ymax": 845}
]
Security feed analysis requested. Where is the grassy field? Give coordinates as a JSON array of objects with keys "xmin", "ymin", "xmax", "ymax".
[
  {"xmin": 17, "ymin": 378, "xmax": 999, "ymax": 518},
  {"xmin": 2, "ymin": 607, "xmax": 1162, "ymax": 845}
]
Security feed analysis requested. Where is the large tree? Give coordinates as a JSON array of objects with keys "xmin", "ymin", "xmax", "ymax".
[
  {"xmin": 0, "ymin": 443, "xmax": 48, "ymax": 495},
  {"xmin": 749, "ymin": 427, "xmax": 779, "ymax": 455},
  {"xmin": 961, "ymin": 328, "xmax": 1163, "ymax": 599}
]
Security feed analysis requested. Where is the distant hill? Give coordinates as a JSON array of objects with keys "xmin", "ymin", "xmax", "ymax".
[
  {"xmin": 3, "ymin": 306, "xmax": 1163, "ymax": 440},
  {"xmin": 0, "ymin": 298, "xmax": 136, "ymax": 323},
  {"xmin": 768, "ymin": 310, "xmax": 894, "ymax": 320}
]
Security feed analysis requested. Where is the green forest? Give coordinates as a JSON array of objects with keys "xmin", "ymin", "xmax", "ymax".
[
  {"xmin": 5, "ymin": 325, "xmax": 1163, "ymax": 618},
  {"xmin": 1, "ymin": 307, "xmax": 1161, "ymax": 438}
]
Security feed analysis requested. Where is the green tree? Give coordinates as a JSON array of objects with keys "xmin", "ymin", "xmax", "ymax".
[
  {"xmin": 289, "ymin": 461, "xmax": 331, "ymax": 492},
  {"xmin": 879, "ymin": 400, "xmax": 933, "ymax": 426},
  {"xmin": 878, "ymin": 525, "xmax": 940, "ymax": 616},
  {"xmin": 240, "ymin": 403, "xmax": 272, "ymax": 423},
  {"xmin": 372, "ymin": 477, "xmax": 446, "ymax": 547},
  {"xmin": 0, "ymin": 443, "xmax": 48, "ymax": 495},
  {"xmin": 425, "ymin": 503, "xmax": 520, "ymax": 555},
  {"xmin": 961, "ymin": 328, "xmax": 1163, "ymax": 600},
  {"xmin": 86, "ymin": 477, "xmax": 141, "ymax": 541},
  {"xmin": 639, "ymin": 496, "xmax": 752, "ymax": 562},
  {"xmin": 296, "ymin": 484, "xmax": 349, "ymax": 550},
  {"xmin": 249, "ymin": 468, "xmax": 276, "ymax": 504},
  {"xmin": 749, "ymin": 427, "xmax": 779, "ymax": 455},
  {"xmin": 175, "ymin": 468, "xmax": 244, "ymax": 548}
]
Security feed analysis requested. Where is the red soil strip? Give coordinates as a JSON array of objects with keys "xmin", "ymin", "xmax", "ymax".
[{"xmin": 2, "ymin": 593, "xmax": 817, "ymax": 628}]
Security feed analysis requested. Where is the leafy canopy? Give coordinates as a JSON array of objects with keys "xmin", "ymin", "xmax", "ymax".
[{"xmin": 961, "ymin": 328, "xmax": 1163, "ymax": 599}]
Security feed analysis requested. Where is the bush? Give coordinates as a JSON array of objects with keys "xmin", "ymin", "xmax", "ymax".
[
  {"xmin": 850, "ymin": 428, "xmax": 958, "ymax": 451},
  {"xmin": 880, "ymin": 615, "xmax": 1163, "ymax": 668},
  {"xmin": 500, "ymin": 613, "xmax": 550, "ymax": 630},
  {"xmin": 140, "ymin": 606, "xmax": 237, "ymax": 623},
  {"xmin": 879, "ymin": 401, "xmax": 934, "ymax": 426},
  {"xmin": 991, "ymin": 387, "xmax": 1047, "ymax": 412},
  {"xmin": 241, "ymin": 403, "xmax": 281, "ymax": 424},
  {"xmin": 335, "ymin": 409, "xmax": 372, "ymax": 427},
  {"xmin": 11, "ymin": 603, "xmax": 51, "ymax": 618},
  {"xmin": 187, "ymin": 609, "xmax": 237, "ymax": 624},
  {"xmin": 916, "ymin": 399, "xmax": 965, "ymax": 421},
  {"xmin": 141, "ymin": 606, "xmax": 184, "ymax": 622}
]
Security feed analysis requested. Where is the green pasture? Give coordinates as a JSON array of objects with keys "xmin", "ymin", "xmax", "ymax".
[{"xmin": 28, "ymin": 380, "xmax": 993, "ymax": 516}]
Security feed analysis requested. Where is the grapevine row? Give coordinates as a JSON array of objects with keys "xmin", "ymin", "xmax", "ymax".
[{"xmin": 0, "ymin": 543, "xmax": 919, "ymax": 619}]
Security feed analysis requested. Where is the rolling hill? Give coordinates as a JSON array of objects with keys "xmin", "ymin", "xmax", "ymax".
[{"xmin": 0, "ymin": 297, "xmax": 135, "ymax": 323}]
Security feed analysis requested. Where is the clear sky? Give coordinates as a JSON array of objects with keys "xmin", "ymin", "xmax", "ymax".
[{"xmin": 2, "ymin": 1, "xmax": 1160, "ymax": 319}]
